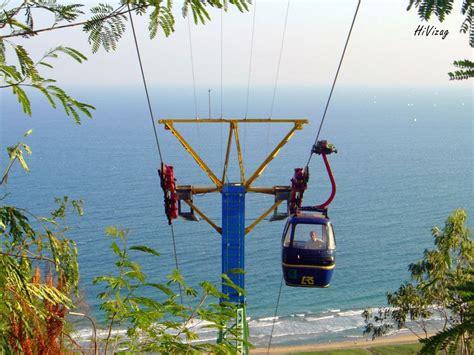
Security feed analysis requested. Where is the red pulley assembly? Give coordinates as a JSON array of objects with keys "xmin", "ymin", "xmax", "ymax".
[{"xmin": 158, "ymin": 163, "xmax": 178, "ymax": 224}]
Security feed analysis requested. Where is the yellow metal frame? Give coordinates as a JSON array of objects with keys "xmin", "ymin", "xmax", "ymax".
[{"xmin": 158, "ymin": 118, "xmax": 308, "ymax": 235}]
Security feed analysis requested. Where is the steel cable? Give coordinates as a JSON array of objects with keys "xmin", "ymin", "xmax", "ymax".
[
  {"xmin": 267, "ymin": 275, "xmax": 284, "ymax": 354},
  {"xmin": 269, "ymin": 0, "xmax": 291, "ymax": 118},
  {"xmin": 306, "ymin": 0, "xmax": 361, "ymax": 166},
  {"xmin": 127, "ymin": 5, "xmax": 183, "ymax": 304}
]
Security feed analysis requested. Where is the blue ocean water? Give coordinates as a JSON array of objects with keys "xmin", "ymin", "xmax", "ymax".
[{"xmin": 1, "ymin": 85, "xmax": 472, "ymax": 346}]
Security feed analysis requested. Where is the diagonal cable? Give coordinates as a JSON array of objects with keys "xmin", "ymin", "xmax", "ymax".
[
  {"xmin": 244, "ymin": 0, "xmax": 257, "ymax": 119},
  {"xmin": 269, "ymin": 0, "xmax": 291, "ymax": 118},
  {"xmin": 307, "ymin": 0, "xmax": 361, "ymax": 166},
  {"xmin": 127, "ymin": 5, "xmax": 183, "ymax": 304},
  {"xmin": 267, "ymin": 275, "xmax": 284, "ymax": 354},
  {"xmin": 127, "ymin": 5, "xmax": 163, "ymax": 163},
  {"xmin": 187, "ymin": 15, "xmax": 199, "ymax": 119}
]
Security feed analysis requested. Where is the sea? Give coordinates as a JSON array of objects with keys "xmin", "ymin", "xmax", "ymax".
[{"xmin": 1, "ymin": 84, "xmax": 472, "ymax": 348}]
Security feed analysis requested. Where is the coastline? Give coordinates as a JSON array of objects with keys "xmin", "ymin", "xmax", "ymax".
[{"xmin": 252, "ymin": 333, "xmax": 422, "ymax": 354}]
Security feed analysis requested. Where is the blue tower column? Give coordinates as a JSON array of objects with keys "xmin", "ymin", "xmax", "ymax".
[
  {"xmin": 221, "ymin": 184, "xmax": 245, "ymax": 303},
  {"xmin": 220, "ymin": 184, "xmax": 249, "ymax": 354}
]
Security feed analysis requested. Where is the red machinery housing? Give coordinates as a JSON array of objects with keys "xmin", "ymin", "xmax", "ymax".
[{"xmin": 158, "ymin": 163, "xmax": 178, "ymax": 224}]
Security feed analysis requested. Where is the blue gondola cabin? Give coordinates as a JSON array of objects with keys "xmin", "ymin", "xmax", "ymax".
[{"xmin": 281, "ymin": 213, "xmax": 336, "ymax": 287}]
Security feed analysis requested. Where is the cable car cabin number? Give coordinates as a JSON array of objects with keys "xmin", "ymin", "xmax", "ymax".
[{"xmin": 281, "ymin": 213, "xmax": 336, "ymax": 288}]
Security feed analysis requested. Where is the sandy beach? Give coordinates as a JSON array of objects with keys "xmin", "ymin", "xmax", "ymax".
[{"xmin": 252, "ymin": 333, "xmax": 422, "ymax": 354}]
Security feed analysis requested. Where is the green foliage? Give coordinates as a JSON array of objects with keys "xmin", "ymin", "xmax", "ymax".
[
  {"xmin": 460, "ymin": 0, "xmax": 474, "ymax": 46},
  {"xmin": 84, "ymin": 3, "xmax": 127, "ymax": 53},
  {"xmin": 148, "ymin": 3, "xmax": 175, "ymax": 39},
  {"xmin": 0, "ymin": 40, "xmax": 95, "ymax": 122},
  {"xmin": 0, "ymin": 196, "xmax": 82, "ymax": 352},
  {"xmin": 93, "ymin": 226, "xmax": 247, "ymax": 353},
  {"xmin": 448, "ymin": 59, "xmax": 474, "ymax": 80},
  {"xmin": 1, "ymin": 0, "xmax": 252, "ymax": 120},
  {"xmin": 407, "ymin": 0, "xmax": 455, "ymax": 22},
  {"xmin": 407, "ymin": 0, "xmax": 474, "ymax": 80},
  {"xmin": 1, "ymin": 130, "xmax": 33, "ymax": 185},
  {"xmin": 363, "ymin": 209, "xmax": 473, "ymax": 353},
  {"xmin": 419, "ymin": 270, "xmax": 474, "ymax": 354}
]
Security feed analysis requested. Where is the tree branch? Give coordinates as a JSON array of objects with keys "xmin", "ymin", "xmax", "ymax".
[
  {"xmin": 176, "ymin": 292, "xmax": 209, "ymax": 339},
  {"xmin": 0, "ymin": 4, "xmax": 144, "ymax": 40},
  {"xmin": 0, "ymin": 251, "xmax": 56, "ymax": 264},
  {"xmin": 69, "ymin": 311, "xmax": 98, "ymax": 355},
  {"xmin": 61, "ymin": 330, "xmax": 87, "ymax": 355},
  {"xmin": 104, "ymin": 311, "xmax": 117, "ymax": 354},
  {"xmin": 0, "ymin": 0, "xmax": 28, "ymax": 29}
]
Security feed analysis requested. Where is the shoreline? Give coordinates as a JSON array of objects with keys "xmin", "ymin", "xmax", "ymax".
[{"xmin": 252, "ymin": 333, "xmax": 423, "ymax": 354}]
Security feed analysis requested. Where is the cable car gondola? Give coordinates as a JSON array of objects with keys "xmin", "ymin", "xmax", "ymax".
[
  {"xmin": 281, "ymin": 208, "xmax": 336, "ymax": 287},
  {"xmin": 281, "ymin": 140, "xmax": 337, "ymax": 288}
]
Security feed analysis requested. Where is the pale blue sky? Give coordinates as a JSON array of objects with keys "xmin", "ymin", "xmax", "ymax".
[{"xmin": 13, "ymin": 0, "xmax": 474, "ymax": 87}]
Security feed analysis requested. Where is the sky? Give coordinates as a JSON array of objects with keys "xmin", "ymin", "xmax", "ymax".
[{"xmin": 4, "ymin": 0, "xmax": 474, "ymax": 88}]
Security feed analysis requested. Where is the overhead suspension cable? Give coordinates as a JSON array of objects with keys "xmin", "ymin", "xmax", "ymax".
[
  {"xmin": 127, "ymin": 5, "xmax": 183, "ymax": 304},
  {"xmin": 268, "ymin": 1, "xmax": 362, "ymax": 350},
  {"xmin": 306, "ymin": 0, "xmax": 361, "ymax": 166},
  {"xmin": 187, "ymin": 14, "xmax": 201, "ymax": 156},
  {"xmin": 243, "ymin": 0, "xmax": 257, "ymax": 160},
  {"xmin": 127, "ymin": 5, "xmax": 163, "ymax": 162},
  {"xmin": 244, "ymin": 0, "xmax": 257, "ymax": 119},
  {"xmin": 220, "ymin": 7, "xmax": 224, "ymax": 171},
  {"xmin": 269, "ymin": 0, "xmax": 291, "ymax": 118},
  {"xmin": 267, "ymin": 276, "xmax": 284, "ymax": 354},
  {"xmin": 187, "ymin": 15, "xmax": 199, "ymax": 119},
  {"xmin": 220, "ymin": 6, "xmax": 224, "ymax": 119}
]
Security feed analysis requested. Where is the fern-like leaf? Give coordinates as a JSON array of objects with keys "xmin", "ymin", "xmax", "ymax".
[
  {"xmin": 448, "ymin": 59, "xmax": 474, "ymax": 80},
  {"xmin": 83, "ymin": 3, "xmax": 127, "ymax": 53},
  {"xmin": 407, "ymin": 0, "xmax": 454, "ymax": 22},
  {"xmin": 149, "ymin": 5, "xmax": 175, "ymax": 38},
  {"xmin": 460, "ymin": 0, "xmax": 473, "ymax": 47},
  {"xmin": 11, "ymin": 85, "xmax": 32, "ymax": 116}
]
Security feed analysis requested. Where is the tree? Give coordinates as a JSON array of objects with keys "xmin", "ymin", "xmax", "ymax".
[
  {"xmin": 420, "ymin": 270, "xmax": 474, "ymax": 354},
  {"xmin": 93, "ymin": 227, "xmax": 245, "ymax": 353},
  {"xmin": 407, "ymin": 0, "xmax": 474, "ymax": 80},
  {"xmin": 363, "ymin": 209, "xmax": 474, "ymax": 354},
  {"xmin": 0, "ymin": 196, "xmax": 83, "ymax": 352},
  {"xmin": 1, "ymin": 0, "xmax": 252, "ymax": 352}
]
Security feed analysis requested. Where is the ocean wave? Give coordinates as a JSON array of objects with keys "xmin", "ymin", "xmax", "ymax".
[
  {"xmin": 258, "ymin": 316, "xmax": 279, "ymax": 322},
  {"xmin": 337, "ymin": 310, "xmax": 363, "ymax": 317},
  {"xmin": 306, "ymin": 315, "xmax": 335, "ymax": 322},
  {"xmin": 290, "ymin": 313, "xmax": 305, "ymax": 317},
  {"xmin": 249, "ymin": 321, "xmax": 282, "ymax": 328}
]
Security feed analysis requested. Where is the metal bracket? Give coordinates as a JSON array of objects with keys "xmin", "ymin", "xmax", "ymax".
[
  {"xmin": 312, "ymin": 140, "xmax": 338, "ymax": 155},
  {"xmin": 299, "ymin": 206, "xmax": 329, "ymax": 217},
  {"xmin": 176, "ymin": 186, "xmax": 199, "ymax": 222},
  {"xmin": 269, "ymin": 186, "xmax": 291, "ymax": 221}
]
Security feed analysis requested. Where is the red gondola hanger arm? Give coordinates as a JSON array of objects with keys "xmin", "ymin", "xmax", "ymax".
[
  {"xmin": 315, "ymin": 151, "xmax": 336, "ymax": 209},
  {"xmin": 291, "ymin": 140, "xmax": 337, "ymax": 215},
  {"xmin": 311, "ymin": 140, "xmax": 337, "ymax": 209}
]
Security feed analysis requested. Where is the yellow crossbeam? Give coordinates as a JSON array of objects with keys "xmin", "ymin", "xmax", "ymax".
[
  {"xmin": 245, "ymin": 122, "xmax": 304, "ymax": 188},
  {"xmin": 183, "ymin": 200, "xmax": 222, "ymax": 234},
  {"xmin": 221, "ymin": 125, "xmax": 233, "ymax": 184},
  {"xmin": 245, "ymin": 200, "xmax": 284, "ymax": 235},
  {"xmin": 159, "ymin": 118, "xmax": 308, "ymax": 124},
  {"xmin": 232, "ymin": 122, "xmax": 246, "ymax": 184},
  {"xmin": 161, "ymin": 121, "xmax": 222, "ymax": 187},
  {"xmin": 247, "ymin": 186, "xmax": 278, "ymax": 194},
  {"xmin": 178, "ymin": 186, "xmax": 220, "ymax": 194}
]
